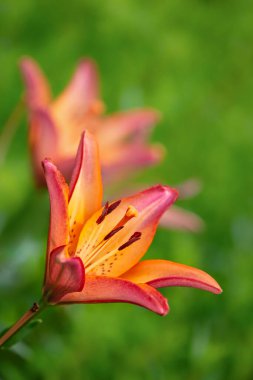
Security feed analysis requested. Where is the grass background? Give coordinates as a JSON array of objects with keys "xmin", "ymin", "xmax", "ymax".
[{"xmin": 0, "ymin": 0, "xmax": 253, "ymax": 379}]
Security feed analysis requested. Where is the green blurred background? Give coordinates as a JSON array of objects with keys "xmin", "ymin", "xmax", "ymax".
[{"xmin": 0, "ymin": 0, "xmax": 253, "ymax": 379}]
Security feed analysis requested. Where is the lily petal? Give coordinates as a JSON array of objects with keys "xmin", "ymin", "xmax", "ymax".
[
  {"xmin": 121, "ymin": 260, "xmax": 222, "ymax": 294},
  {"xmin": 160, "ymin": 206, "xmax": 205, "ymax": 232},
  {"xmin": 76, "ymin": 186, "xmax": 178, "ymax": 277},
  {"xmin": 29, "ymin": 108, "xmax": 59, "ymax": 186},
  {"xmin": 53, "ymin": 59, "xmax": 102, "ymax": 126},
  {"xmin": 58, "ymin": 275, "xmax": 169, "ymax": 315},
  {"xmin": 19, "ymin": 57, "xmax": 51, "ymax": 108},
  {"xmin": 95, "ymin": 109, "xmax": 160, "ymax": 148},
  {"xmin": 45, "ymin": 246, "xmax": 85, "ymax": 303},
  {"xmin": 102, "ymin": 142, "xmax": 165, "ymax": 184},
  {"xmin": 177, "ymin": 178, "xmax": 202, "ymax": 199},
  {"xmin": 42, "ymin": 159, "xmax": 69, "ymax": 254},
  {"xmin": 68, "ymin": 131, "xmax": 103, "ymax": 255}
]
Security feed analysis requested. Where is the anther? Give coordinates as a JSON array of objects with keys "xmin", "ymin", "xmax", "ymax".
[
  {"xmin": 107, "ymin": 200, "xmax": 121, "ymax": 214},
  {"xmin": 118, "ymin": 232, "xmax": 142, "ymax": 251},
  {"xmin": 104, "ymin": 226, "xmax": 124, "ymax": 240},
  {"xmin": 96, "ymin": 201, "xmax": 109, "ymax": 224},
  {"xmin": 102, "ymin": 205, "xmax": 138, "ymax": 242},
  {"xmin": 96, "ymin": 200, "xmax": 121, "ymax": 224},
  {"xmin": 131, "ymin": 232, "xmax": 142, "ymax": 239}
]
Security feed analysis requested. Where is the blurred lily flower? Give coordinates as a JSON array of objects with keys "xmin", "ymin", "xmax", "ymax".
[
  {"xmin": 42, "ymin": 132, "xmax": 221, "ymax": 315},
  {"xmin": 20, "ymin": 57, "xmax": 162, "ymax": 187},
  {"xmin": 20, "ymin": 57, "xmax": 204, "ymax": 234}
]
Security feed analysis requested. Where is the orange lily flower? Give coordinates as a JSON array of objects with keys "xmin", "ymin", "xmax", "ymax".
[
  {"xmin": 20, "ymin": 57, "xmax": 162, "ymax": 187},
  {"xmin": 42, "ymin": 131, "xmax": 221, "ymax": 315}
]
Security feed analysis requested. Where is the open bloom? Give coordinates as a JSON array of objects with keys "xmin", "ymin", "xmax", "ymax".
[
  {"xmin": 42, "ymin": 131, "xmax": 221, "ymax": 315},
  {"xmin": 20, "ymin": 57, "xmax": 162, "ymax": 187},
  {"xmin": 20, "ymin": 57, "xmax": 204, "ymax": 233}
]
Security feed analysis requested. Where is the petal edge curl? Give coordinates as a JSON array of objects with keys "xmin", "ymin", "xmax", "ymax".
[
  {"xmin": 59, "ymin": 275, "xmax": 169, "ymax": 316},
  {"xmin": 121, "ymin": 260, "xmax": 222, "ymax": 294}
]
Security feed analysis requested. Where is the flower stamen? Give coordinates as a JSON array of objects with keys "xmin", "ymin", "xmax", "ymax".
[
  {"xmin": 104, "ymin": 226, "xmax": 124, "ymax": 240},
  {"xmin": 118, "ymin": 232, "xmax": 142, "ymax": 251},
  {"xmin": 96, "ymin": 200, "xmax": 121, "ymax": 224},
  {"xmin": 96, "ymin": 201, "xmax": 109, "ymax": 224},
  {"xmin": 83, "ymin": 206, "xmax": 139, "ymax": 269}
]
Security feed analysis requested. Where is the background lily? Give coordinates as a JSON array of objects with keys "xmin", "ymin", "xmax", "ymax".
[
  {"xmin": 20, "ymin": 57, "xmax": 162, "ymax": 187},
  {"xmin": 20, "ymin": 57, "xmax": 204, "ymax": 233}
]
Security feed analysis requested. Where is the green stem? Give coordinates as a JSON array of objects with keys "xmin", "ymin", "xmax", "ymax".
[
  {"xmin": 0, "ymin": 97, "xmax": 24, "ymax": 165},
  {"xmin": 0, "ymin": 301, "xmax": 46, "ymax": 348}
]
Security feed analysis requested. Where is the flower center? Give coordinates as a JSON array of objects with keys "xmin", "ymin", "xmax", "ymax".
[{"xmin": 76, "ymin": 201, "xmax": 142, "ymax": 276}]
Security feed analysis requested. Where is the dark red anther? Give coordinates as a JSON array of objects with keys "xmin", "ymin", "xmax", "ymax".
[
  {"xmin": 96, "ymin": 200, "xmax": 121, "ymax": 224},
  {"xmin": 96, "ymin": 201, "xmax": 109, "ymax": 224},
  {"xmin": 104, "ymin": 226, "xmax": 124, "ymax": 240},
  {"xmin": 107, "ymin": 200, "xmax": 121, "ymax": 214},
  {"xmin": 118, "ymin": 232, "xmax": 142, "ymax": 251},
  {"xmin": 130, "ymin": 232, "xmax": 142, "ymax": 239}
]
